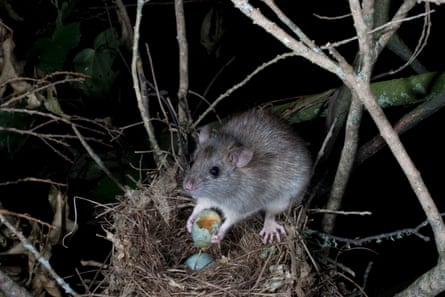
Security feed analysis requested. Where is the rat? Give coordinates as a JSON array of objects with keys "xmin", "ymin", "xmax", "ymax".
[{"xmin": 183, "ymin": 109, "xmax": 312, "ymax": 244}]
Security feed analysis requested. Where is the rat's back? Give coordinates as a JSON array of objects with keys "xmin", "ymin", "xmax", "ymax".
[
  {"xmin": 221, "ymin": 109, "xmax": 311, "ymax": 188},
  {"xmin": 184, "ymin": 109, "xmax": 312, "ymax": 244}
]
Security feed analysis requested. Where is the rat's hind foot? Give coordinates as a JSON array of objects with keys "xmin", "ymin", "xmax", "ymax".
[{"xmin": 259, "ymin": 216, "xmax": 286, "ymax": 244}]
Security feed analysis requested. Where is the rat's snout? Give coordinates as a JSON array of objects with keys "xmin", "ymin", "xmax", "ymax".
[{"xmin": 183, "ymin": 176, "xmax": 197, "ymax": 192}]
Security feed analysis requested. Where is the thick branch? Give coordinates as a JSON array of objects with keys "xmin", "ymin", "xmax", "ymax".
[
  {"xmin": 230, "ymin": 0, "xmax": 445, "ymax": 295},
  {"xmin": 231, "ymin": 0, "xmax": 341, "ymax": 75},
  {"xmin": 394, "ymin": 258, "xmax": 445, "ymax": 297},
  {"xmin": 347, "ymin": 78, "xmax": 445, "ymax": 255},
  {"xmin": 348, "ymin": 0, "xmax": 445, "ymax": 256},
  {"xmin": 322, "ymin": 96, "xmax": 363, "ymax": 234}
]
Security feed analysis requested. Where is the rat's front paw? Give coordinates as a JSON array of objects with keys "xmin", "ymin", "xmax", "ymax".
[
  {"xmin": 259, "ymin": 221, "xmax": 285, "ymax": 244},
  {"xmin": 186, "ymin": 215, "xmax": 195, "ymax": 233},
  {"xmin": 211, "ymin": 234, "xmax": 222, "ymax": 244}
]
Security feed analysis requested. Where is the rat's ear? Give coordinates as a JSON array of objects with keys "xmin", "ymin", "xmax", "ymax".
[
  {"xmin": 198, "ymin": 125, "xmax": 211, "ymax": 144},
  {"xmin": 229, "ymin": 147, "xmax": 253, "ymax": 168}
]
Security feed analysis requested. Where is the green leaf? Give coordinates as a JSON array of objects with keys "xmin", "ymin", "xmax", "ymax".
[
  {"xmin": 73, "ymin": 28, "xmax": 119, "ymax": 98},
  {"xmin": 94, "ymin": 28, "xmax": 119, "ymax": 50},
  {"xmin": 33, "ymin": 23, "xmax": 81, "ymax": 73},
  {"xmin": 57, "ymin": 0, "xmax": 80, "ymax": 26}
]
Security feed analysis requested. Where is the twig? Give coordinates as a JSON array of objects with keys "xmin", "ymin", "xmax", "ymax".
[
  {"xmin": 378, "ymin": 2, "xmax": 431, "ymax": 77},
  {"xmin": 0, "ymin": 209, "xmax": 53, "ymax": 229},
  {"xmin": 309, "ymin": 213, "xmax": 445, "ymax": 246},
  {"xmin": 374, "ymin": 0, "xmax": 419, "ymax": 56},
  {"xmin": 312, "ymin": 117, "xmax": 337, "ymax": 170},
  {"xmin": 309, "ymin": 209, "xmax": 372, "ymax": 216},
  {"xmin": 131, "ymin": 0, "xmax": 165, "ymax": 168},
  {"xmin": 203, "ymin": 57, "xmax": 235, "ymax": 99},
  {"xmin": 319, "ymin": 9, "xmax": 433, "ymax": 54},
  {"xmin": 173, "ymin": 0, "xmax": 190, "ymax": 165},
  {"xmin": 1, "ymin": 73, "xmax": 86, "ymax": 108},
  {"xmin": 230, "ymin": 2, "xmax": 445, "ymax": 253},
  {"xmin": 0, "ymin": 108, "xmax": 114, "ymax": 163},
  {"xmin": 0, "ymin": 177, "xmax": 66, "ymax": 188},
  {"xmin": 261, "ymin": 0, "xmax": 316, "ymax": 48},
  {"xmin": 231, "ymin": 0, "xmax": 340, "ymax": 73},
  {"xmin": 0, "ymin": 214, "xmax": 80, "ymax": 297},
  {"xmin": 348, "ymin": 0, "xmax": 445, "ymax": 255},
  {"xmin": 192, "ymin": 52, "xmax": 299, "ymax": 129},
  {"xmin": 71, "ymin": 124, "xmax": 126, "ymax": 192},
  {"xmin": 230, "ymin": 1, "xmax": 445, "ymax": 295}
]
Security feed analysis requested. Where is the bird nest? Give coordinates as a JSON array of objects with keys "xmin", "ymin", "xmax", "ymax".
[{"xmin": 103, "ymin": 168, "xmax": 341, "ymax": 296}]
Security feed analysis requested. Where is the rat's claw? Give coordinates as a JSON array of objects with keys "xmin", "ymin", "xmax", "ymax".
[
  {"xmin": 259, "ymin": 221, "xmax": 286, "ymax": 244},
  {"xmin": 211, "ymin": 234, "xmax": 222, "ymax": 244},
  {"xmin": 259, "ymin": 229, "xmax": 280, "ymax": 244}
]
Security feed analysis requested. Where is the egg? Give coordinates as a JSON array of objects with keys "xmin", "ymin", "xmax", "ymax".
[
  {"xmin": 185, "ymin": 253, "xmax": 214, "ymax": 271},
  {"xmin": 191, "ymin": 209, "xmax": 222, "ymax": 248}
]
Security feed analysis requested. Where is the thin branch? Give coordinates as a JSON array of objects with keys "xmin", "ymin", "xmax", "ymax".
[
  {"xmin": 71, "ymin": 124, "xmax": 126, "ymax": 192},
  {"xmin": 0, "ymin": 177, "xmax": 66, "ymax": 188},
  {"xmin": 0, "ymin": 209, "xmax": 54, "ymax": 229},
  {"xmin": 319, "ymin": 9, "xmax": 433, "ymax": 52},
  {"xmin": 232, "ymin": 0, "xmax": 445, "ymax": 255},
  {"xmin": 375, "ymin": 0, "xmax": 418, "ymax": 55},
  {"xmin": 231, "ymin": 0, "xmax": 340, "ymax": 75},
  {"xmin": 309, "ymin": 209, "xmax": 372, "ymax": 216},
  {"xmin": 310, "ymin": 213, "xmax": 445, "ymax": 246},
  {"xmin": 1, "ymin": 73, "xmax": 86, "ymax": 108},
  {"xmin": 379, "ymin": 2, "xmax": 431, "ymax": 77},
  {"xmin": 131, "ymin": 0, "xmax": 165, "ymax": 168},
  {"xmin": 192, "ymin": 52, "xmax": 299, "ymax": 129},
  {"xmin": 261, "ymin": 0, "xmax": 316, "ymax": 48},
  {"xmin": 0, "ymin": 214, "xmax": 80, "ymax": 297},
  {"xmin": 174, "ymin": 0, "xmax": 191, "ymax": 165},
  {"xmin": 349, "ymin": 0, "xmax": 374, "ymax": 74},
  {"xmin": 229, "ymin": 1, "xmax": 445, "ymax": 295}
]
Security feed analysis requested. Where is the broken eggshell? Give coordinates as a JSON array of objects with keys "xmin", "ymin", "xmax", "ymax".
[{"xmin": 191, "ymin": 209, "xmax": 222, "ymax": 248}]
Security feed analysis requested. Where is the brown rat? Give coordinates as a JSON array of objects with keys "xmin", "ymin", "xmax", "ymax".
[{"xmin": 183, "ymin": 109, "xmax": 312, "ymax": 244}]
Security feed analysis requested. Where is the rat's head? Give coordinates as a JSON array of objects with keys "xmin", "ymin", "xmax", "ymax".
[{"xmin": 183, "ymin": 125, "xmax": 253, "ymax": 200}]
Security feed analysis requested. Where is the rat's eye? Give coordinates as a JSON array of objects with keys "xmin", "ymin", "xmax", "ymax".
[{"xmin": 209, "ymin": 166, "xmax": 219, "ymax": 177}]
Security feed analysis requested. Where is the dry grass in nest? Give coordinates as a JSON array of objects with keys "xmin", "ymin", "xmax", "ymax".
[{"xmin": 104, "ymin": 168, "xmax": 342, "ymax": 296}]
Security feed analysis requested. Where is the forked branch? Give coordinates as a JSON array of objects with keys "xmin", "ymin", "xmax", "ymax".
[{"xmin": 230, "ymin": 0, "xmax": 445, "ymax": 295}]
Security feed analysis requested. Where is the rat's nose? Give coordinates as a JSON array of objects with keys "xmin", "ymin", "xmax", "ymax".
[{"xmin": 183, "ymin": 177, "xmax": 196, "ymax": 192}]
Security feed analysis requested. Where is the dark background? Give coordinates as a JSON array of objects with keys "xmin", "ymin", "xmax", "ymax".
[{"xmin": 1, "ymin": 0, "xmax": 444, "ymax": 296}]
